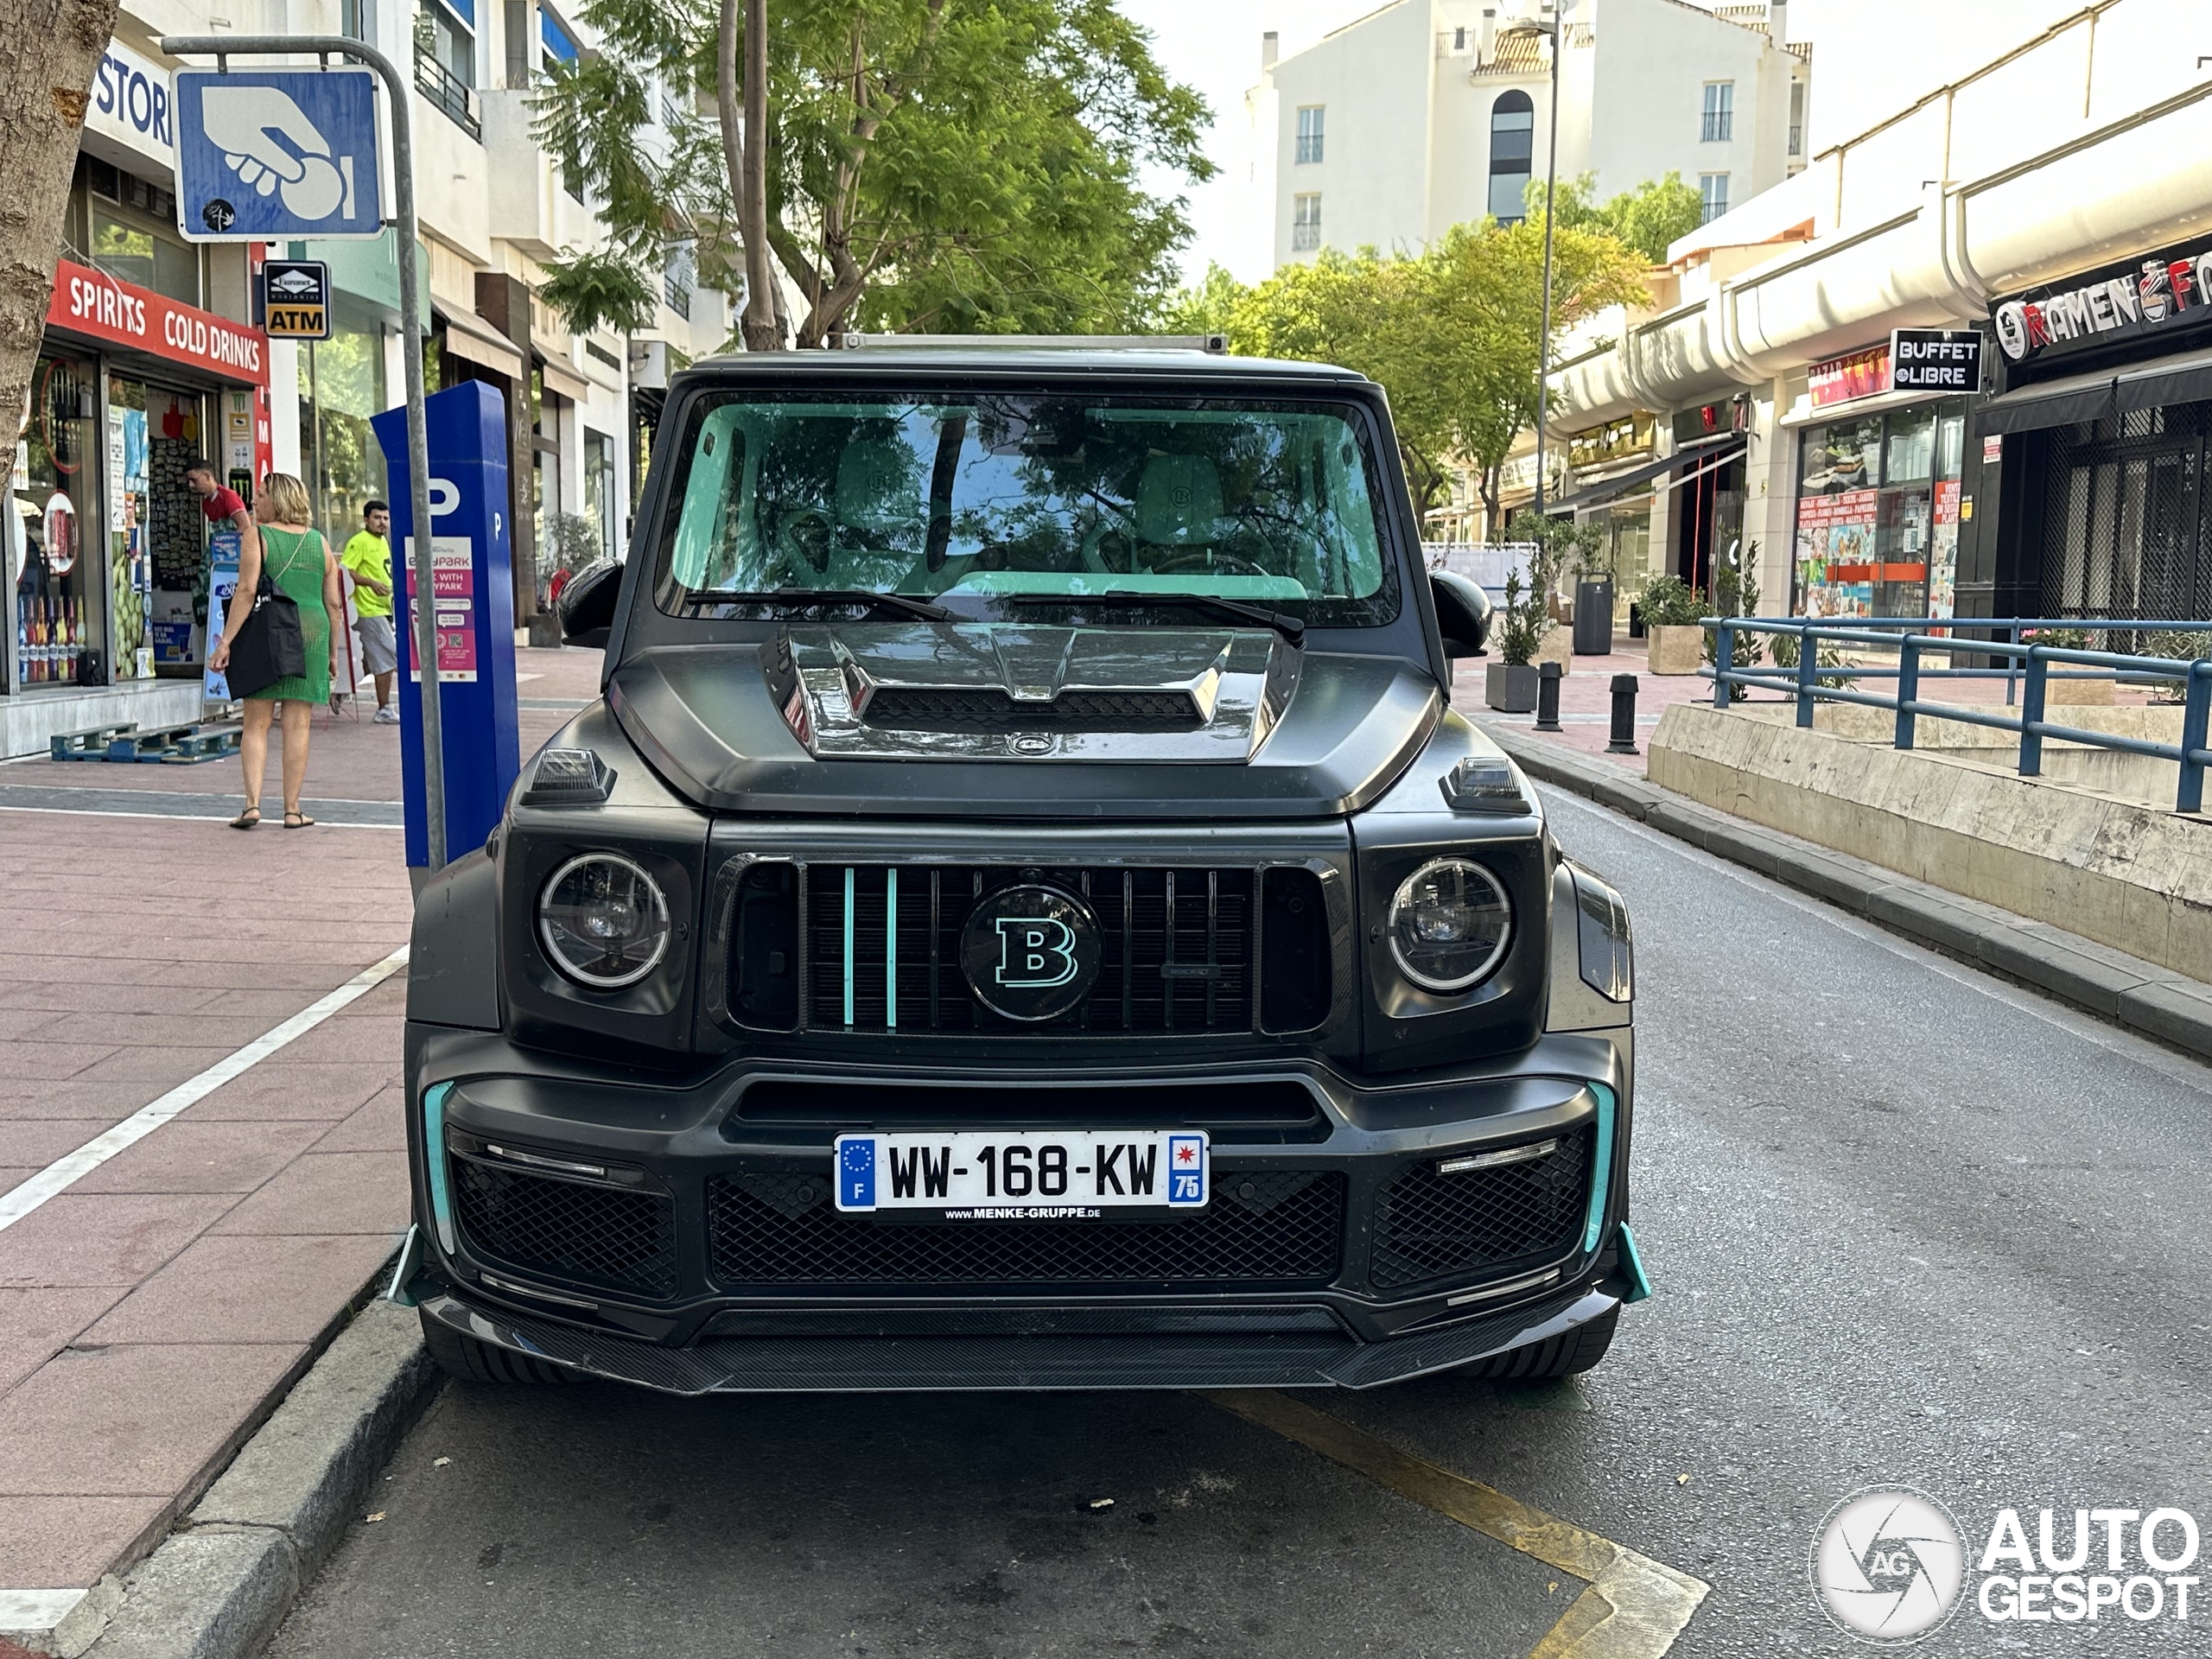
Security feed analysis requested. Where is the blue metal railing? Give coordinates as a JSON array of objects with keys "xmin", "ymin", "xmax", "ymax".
[{"xmin": 1698, "ymin": 616, "xmax": 2212, "ymax": 814}]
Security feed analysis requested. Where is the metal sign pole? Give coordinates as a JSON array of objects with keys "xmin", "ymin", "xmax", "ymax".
[{"xmin": 161, "ymin": 34, "xmax": 448, "ymax": 871}]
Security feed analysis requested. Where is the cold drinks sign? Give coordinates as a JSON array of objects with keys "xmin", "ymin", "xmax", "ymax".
[{"xmin": 1889, "ymin": 329, "xmax": 1983, "ymax": 395}]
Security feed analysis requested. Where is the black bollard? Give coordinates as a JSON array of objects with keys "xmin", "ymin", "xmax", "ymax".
[
  {"xmin": 1535, "ymin": 660, "xmax": 1563, "ymax": 731},
  {"xmin": 1607, "ymin": 673, "xmax": 1640, "ymax": 753}
]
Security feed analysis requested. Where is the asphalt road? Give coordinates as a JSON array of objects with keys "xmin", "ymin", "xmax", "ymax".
[{"xmin": 266, "ymin": 785, "xmax": 2212, "ymax": 1659}]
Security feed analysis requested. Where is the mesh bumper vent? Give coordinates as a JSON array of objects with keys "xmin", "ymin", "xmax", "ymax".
[
  {"xmin": 451, "ymin": 1153, "xmax": 679, "ymax": 1299},
  {"xmin": 1369, "ymin": 1128, "xmax": 1592, "ymax": 1290},
  {"xmin": 707, "ymin": 1169, "xmax": 1344, "ymax": 1288}
]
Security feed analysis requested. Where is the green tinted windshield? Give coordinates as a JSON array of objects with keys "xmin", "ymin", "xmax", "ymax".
[{"xmin": 652, "ymin": 392, "xmax": 1398, "ymax": 625}]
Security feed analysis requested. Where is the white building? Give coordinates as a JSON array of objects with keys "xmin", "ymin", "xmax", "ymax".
[
  {"xmin": 3, "ymin": 0, "xmax": 728, "ymax": 753},
  {"xmin": 1546, "ymin": 0, "xmax": 2212, "ymax": 633},
  {"xmin": 1251, "ymin": 0, "xmax": 1809, "ymax": 271}
]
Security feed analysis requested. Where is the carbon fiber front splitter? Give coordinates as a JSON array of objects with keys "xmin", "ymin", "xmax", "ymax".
[{"xmin": 416, "ymin": 1284, "xmax": 1621, "ymax": 1394}]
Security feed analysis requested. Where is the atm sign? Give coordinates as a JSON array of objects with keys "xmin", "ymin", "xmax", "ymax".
[{"xmin": 261, "ymin": 260, "xmax": 332, "ymax": 340}]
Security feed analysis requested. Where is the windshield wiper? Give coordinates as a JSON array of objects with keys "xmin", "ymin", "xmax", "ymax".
[
  {"xmin": 691, "ymin": 588, "xmax": 954, "ymax": 623},
  {"xmin": 1008, "ymin": 590, "xmax": 1305, "ymax": 645}
]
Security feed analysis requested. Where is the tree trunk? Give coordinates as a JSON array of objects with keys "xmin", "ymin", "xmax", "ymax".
[
  {"xmin": 726, "ymin": 0, "xmax": 779, "ymax": 351},
  {"xmin": 0, "ymin": 0, "xmax": 122, "ymax": 440},
  {"xmin": 1478, "ymin": 464, "xmax": 1502, "ymax": 540}
]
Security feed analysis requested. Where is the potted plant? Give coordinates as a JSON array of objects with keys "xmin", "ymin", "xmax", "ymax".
[
  {"xmin": 1637, "ymin": 573, "xmax": 1706, "ymax": 675},
  {"xmin": 1702, "ymin": 539, "xmax": 1764, "ymax": 674},
  {"xmin": 1486, "ymin": 534, "xmax": 1562, "ymax": 711}
]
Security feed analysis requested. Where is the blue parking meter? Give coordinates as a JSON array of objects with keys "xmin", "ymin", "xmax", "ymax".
[{"xmin": 372, "ymin": 381, "xmax": 519, "ymax": 867}]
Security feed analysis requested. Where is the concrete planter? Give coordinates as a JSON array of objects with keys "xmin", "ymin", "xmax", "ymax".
[
  {"xmin": 2047, "ymin": 675, "xmax": 2116, "ymax": 705},
  {"xmin": 1486, "ymin": 663, "xmax": 1541, "ymax": 712},
  {"xmin": 1648, "ymin": 624, "xmax": 1704, "ymax": 676}
]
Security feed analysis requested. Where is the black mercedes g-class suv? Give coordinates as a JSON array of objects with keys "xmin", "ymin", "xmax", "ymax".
[{"xmin": 392, "ymin": 341, "xmax": 1647, "ymax": 1393}]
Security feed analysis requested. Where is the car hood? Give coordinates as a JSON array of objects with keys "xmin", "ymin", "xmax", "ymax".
[{"xmin": 606, "ymin": 623, "xmax": 1442, "ymax": 821}]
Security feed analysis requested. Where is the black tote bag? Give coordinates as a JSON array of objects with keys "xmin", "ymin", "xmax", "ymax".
[{"xmin": 226, "ymin": 533, "xmax": 308, "ymax": 697}]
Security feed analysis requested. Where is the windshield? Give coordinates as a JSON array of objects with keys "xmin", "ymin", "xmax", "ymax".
[{"xmin": 651, "ymin": 391, "xmax": 1400, "ymax": 626}]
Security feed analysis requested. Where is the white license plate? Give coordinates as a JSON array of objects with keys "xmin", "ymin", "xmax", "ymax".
[{"xmin": 832, "ymin": 1130, "xmax": 1209, "ymax": 1216}]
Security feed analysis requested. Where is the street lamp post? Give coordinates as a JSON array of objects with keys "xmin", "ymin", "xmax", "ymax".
[
  {"xmin": 1533, "ymin": 0, "xmax": 1572, "ymax": 518},
  {"xmin": 161, "ymin": 34, "xmax": 448, "ymax": 872}
]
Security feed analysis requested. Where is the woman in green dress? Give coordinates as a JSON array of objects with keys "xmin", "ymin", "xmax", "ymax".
[{"xmin": 209, "ymin": 473, "xmax": 341, "ymax": 829}]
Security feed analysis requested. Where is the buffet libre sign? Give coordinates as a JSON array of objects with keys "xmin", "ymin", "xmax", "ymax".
[{"xmin": 1889, "ymin": 329, "xmax": 1983, "ymax": 394}]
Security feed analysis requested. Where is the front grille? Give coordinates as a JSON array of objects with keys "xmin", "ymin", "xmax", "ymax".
[
  {"xmin": 451, "ymin": 1154, "xmax": 679, "ymax": 1298},
  {"xmin": 861, "ymin": 688, "xmax": 1199, "ymax": 730},
  {"xmin": 804, "ymin": 864, "xmax": 1252, "ymax": 1034},
  {"xmin": 707, "ymin": 1169, "xmax": 1344, "ymax": 1287},
  {"xmin": 1369, "ymin": 1128, "xmax": 1592, "ymax": 1290}
]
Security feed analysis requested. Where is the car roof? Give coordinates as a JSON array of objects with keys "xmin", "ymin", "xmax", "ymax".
[{"xmin": 673, "ymin": 346, "xmax": 1372, "ymax": 385}]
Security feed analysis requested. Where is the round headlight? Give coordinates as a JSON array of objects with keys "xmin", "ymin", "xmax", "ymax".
[
  {"xmin": 538, "ymin": 854, "xmax": 671, "ymax": 989},
  {"xmin": 1387, "ymin": 858, "xmax": 1512, "ymax": 992}
]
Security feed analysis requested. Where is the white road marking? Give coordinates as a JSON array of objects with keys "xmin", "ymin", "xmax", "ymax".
[{"xmin": 0, "ymin": 945, "xmax": 410, "ymax": 1233}]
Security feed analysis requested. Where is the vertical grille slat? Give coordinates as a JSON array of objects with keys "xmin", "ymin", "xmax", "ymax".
[{"xmin": 803, "ymin": 864, "xmax": 1255, "ymax": 1038}]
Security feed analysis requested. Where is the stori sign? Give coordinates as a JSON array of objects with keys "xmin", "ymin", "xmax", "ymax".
[{"xmin": 1993, "ymin": 235, "xmax": 2212, "ymax": 364}]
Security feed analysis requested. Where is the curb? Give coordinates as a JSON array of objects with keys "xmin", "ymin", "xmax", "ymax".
[
  {"xmin": 1483, "ymin": 722, "xmax": 2212, "ymax": 1066},
  {"xmin": 73, "ymin": 1298, "xmax": 439, "ymax": 1659}
]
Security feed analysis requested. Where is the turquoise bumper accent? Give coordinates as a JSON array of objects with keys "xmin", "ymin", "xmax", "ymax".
[
  {"xmin": 1580, "ymin": 1083, "xmax": 1616, "ymax": 1254},
  {"xmin": 423, "ymin": 1081, "xmax": 456, "ymax": 1255},
  {"xmin": 1617, "ymin": 1222, "xmax": 1653, "ymax": 1303}
]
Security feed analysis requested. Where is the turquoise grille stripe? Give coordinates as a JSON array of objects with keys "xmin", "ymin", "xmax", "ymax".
[
  {"xmin": 423, "ymin": 1082, "xmax": 456, "ymax": 1255},
  {"xmin": 1581, "ymin": 1083, "xmax": 1616, "ymax": 1254},
  {"xmin": 842, "ymin": 867, "xmax": 855, "ymax": 1028},
  {"xmin": 886, "ymin": 868, "xmax": 899, "ymax": 1030}
]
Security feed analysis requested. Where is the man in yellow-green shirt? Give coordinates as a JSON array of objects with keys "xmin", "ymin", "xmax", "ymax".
[{"xmin": 340, "ymin": 501, "xmax": 398, "ymax": 723}]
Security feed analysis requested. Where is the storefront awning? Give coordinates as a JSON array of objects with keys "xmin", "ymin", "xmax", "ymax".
[
  {"xmin": 436, "ymin": 307, "xmax": 524, "ymax": 378},
  {"xmin": 1545, "ymin": 434, "xmax": 1744, "ymax": 516},
  {"xmin": 1976, "ymin": 346, "xmax": 2212, "ymax": 435}
]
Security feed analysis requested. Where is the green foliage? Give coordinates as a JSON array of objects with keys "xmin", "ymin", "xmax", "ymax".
[
  {"xmin": 1159, "ymin": 262, "xmax": 1242, "ymax": 337},
  {"xmin": 1635, "ymin": 572, "xmax": 1704, "ymax": 629},
  {"xmin": 1705, "ymin": 539, "xmax": 1762, "ymax": 667},
  {"xmin": 531, "ymin": 0, "xmax": 1213, "ymax": 346},
  {"xmin": 1532, "ymin": 173, "xmax": 1707, "ymax": 266},
  {"xmin": 1173, "ymin": 212, "xmax": 1644, "ymax": 518},
  {"xmin": 1510, "ymin": 507, "xmax": 1605, "ymax": 583},
  {"xmin": 536, "ymin": 249, "xmax": 658, "ymax": 338},
  {"xmin": 1495, "ymin": 530, "xmax": 1565, "ymax": 668},
  {"xmin": 544, "ymin": 512, "xmax": 605, "ymax": 575}
]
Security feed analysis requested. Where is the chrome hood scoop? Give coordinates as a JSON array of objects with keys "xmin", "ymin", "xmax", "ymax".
[{"xmin": 791, "ymin": 623, "xmax": 1298, "ymax": 762}]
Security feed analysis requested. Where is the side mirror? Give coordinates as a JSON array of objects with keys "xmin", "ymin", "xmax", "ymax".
[
  {"xmin": 557, "ymin": 560, "xmax": 622, "ymax": 647},
  {"xmin": 1431, "ymin": 569, "xmax": 1492, "ymax": 658}
]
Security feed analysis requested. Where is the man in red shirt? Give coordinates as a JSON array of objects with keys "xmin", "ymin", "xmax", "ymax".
[{"xmin": 185, "ymin": 458, "xmax": 259, "ymax": 562}]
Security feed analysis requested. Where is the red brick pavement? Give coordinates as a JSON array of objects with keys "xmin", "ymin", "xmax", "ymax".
[{"xmin": 0, "ymin": 647, "xmax": 599, "ymax": 1609}]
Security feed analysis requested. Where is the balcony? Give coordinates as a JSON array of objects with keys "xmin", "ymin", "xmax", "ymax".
[{"xmin": 416, "ymin": 44, "xmax": 481, "ymax": 142}]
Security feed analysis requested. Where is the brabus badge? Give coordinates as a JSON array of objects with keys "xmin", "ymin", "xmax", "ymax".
[{"xmin": 958, "ymin": 884, "xmax": 1102, "ymax": 1021}]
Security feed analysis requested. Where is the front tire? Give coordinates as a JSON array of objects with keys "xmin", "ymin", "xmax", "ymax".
[
  {"xmin": 1466, "ymin": 1306, "xmax": 1618, "ymax": 1380},
  {"xmin": 419, "ymin": 1309, "xmax": 573, "ymax": 1384}
]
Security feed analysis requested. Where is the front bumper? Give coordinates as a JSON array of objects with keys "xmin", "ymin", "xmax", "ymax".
[{"xmin": 402, "ymin": 1025, "xmax": 1635, "ymax": 1392}]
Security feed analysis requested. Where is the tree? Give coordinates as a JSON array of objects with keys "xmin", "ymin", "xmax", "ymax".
[
  {"xmin": 533, "ymin": 0, "xmax": 1212, "ymax": 348},
  {"xmin": 1181, "ymin": 212, "xmax": 1643, "ymax": 528},
  {"xmin": 1, "ymin": 0, "xmax": 124, "ymax": 442},
  {"xmin": 1531, "ymin": 171, "xmax": 1706, "ymax": 265}
]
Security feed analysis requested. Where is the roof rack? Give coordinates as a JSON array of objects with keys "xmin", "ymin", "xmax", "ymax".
[{"xmin": 840, "ymin": 333, "xmax": 1229, "ymax": 354}]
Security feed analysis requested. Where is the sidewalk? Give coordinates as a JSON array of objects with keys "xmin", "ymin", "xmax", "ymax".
[
  {"xmin": 0, "ymin": 647, "xmax": 600, "ymax": 1647},
  {"xmin": 1452, "ymin": 635, "xmax": 1709, "ymax": 774}
]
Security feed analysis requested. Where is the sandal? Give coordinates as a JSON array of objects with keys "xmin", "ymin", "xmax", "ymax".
[
  {"xmin": 283, "ymin": 811, "xmax": 316, "ymax": 830},
  {"xmin": 230, "ymin": 807, "xmax": 261, "ymax": 830}
]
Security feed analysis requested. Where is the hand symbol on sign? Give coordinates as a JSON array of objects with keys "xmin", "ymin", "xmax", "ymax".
[{"xmin": 199, "ymin": 85, "xmax": 350, "ymax": 220}]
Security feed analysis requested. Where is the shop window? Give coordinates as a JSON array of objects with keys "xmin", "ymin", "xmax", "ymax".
[
  {"xmin": 299, "ymin": 297, "xmax": 391, "ymax": 550},
  {"xmin": 1789, "ymin": 81, "xmax": 1806, "ymax": 157},
  {"xmin": 90, "ymin": 207, "xmax": 200, "ymax": 306},
  {"xmin": 1291, "ymin": 194, "xmax": 1321, "ymax": 252},
  {"xmin": 584, "ymin": 428, "xmax": 616, "ymax": 561},
  {"xmin": 1489, "ymin": 91, "xmax": 1534, "ymax": 224},
  {"xmin": 14, "ymin": 353, "xmax": 102, "ymax": 688},
  {"xmin": 1795, "ymin": 400, "xmax": 1966, "ymax": 620},
  {"xmin": 1295, "ymin": 106, "xmax": 1324, "ymax": 166}
]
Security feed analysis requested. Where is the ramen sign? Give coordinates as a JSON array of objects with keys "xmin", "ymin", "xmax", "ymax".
[{"xmin": 1992, "ymin": 235, "xmax": 2212, "ymax": 364}]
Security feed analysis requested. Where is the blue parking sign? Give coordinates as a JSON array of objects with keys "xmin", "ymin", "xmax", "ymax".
[{"xmin": 172, "ymin": 67, "xmax": 383, "ymax": 241}]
